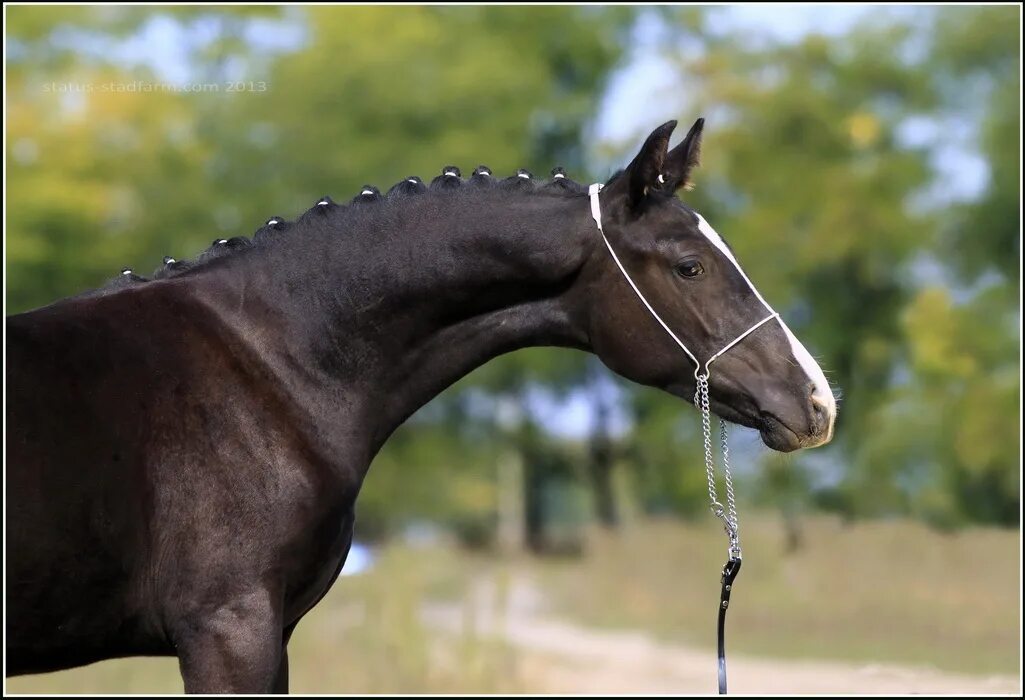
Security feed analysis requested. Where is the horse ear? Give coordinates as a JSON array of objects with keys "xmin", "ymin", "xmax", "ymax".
[
  {"xmin": 606, "ymin": 120, "xmax": 677, "ymax": 210},
  {"xmin": 662, "ymin": 117, "xmax": 704, "ymax": 192}
]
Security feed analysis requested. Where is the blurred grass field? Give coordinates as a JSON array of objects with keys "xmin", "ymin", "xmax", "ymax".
[
  {"xmin": 6, "ymin": 515, "xmax": 1020, "ymax": 694},
  {"xmin": 536, "ymin": 514, "xmax": 1021, "ymax": 676}
]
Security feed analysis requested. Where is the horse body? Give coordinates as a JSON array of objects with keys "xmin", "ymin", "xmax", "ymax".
[
  {"xmin": 6, "ymin": 119, "xmax": 835, "ymax": 692},
  {"xmin": 6, "ymin": 189, "xmax": 595, "ymax": 689}
]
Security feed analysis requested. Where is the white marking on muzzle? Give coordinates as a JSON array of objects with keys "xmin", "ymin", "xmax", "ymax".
[{"xmin": 695, "ymin": 214, "xmax": 836, "ymax": 440}]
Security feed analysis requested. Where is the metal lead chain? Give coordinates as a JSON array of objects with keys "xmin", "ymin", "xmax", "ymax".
[
  {"xmin": 721, "ymin": 419, "xmax": 740, "ymax": 559},
  {"xmin": 696, "ymin": 374, "xmax": 720, "ymax": 516},
  {"xmin": 695, "ymin": 373, "xmax": 741, "ymax": 560}
]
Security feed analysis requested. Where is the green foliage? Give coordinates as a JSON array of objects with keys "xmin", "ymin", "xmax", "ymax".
[
  {"xmin": 873, "ymin": 285, "xmax": 1020, "ymax": 527},
  {"xmin": 358, "ymin": 417, "xmax": 505, "ymax": 540},
  {"xmin": 4, "ymin": 6, "xmax": 1019, "ymax": 530}
]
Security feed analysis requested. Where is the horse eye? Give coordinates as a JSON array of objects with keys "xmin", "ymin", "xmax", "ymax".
[{"xmin": 675, "ymin": 259, "xmax": 705, "ymax": 278}]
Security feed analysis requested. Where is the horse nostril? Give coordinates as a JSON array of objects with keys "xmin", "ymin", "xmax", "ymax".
[{"xmin": 809, "ymin": 385, "xmax": 832, "ymax": 431}]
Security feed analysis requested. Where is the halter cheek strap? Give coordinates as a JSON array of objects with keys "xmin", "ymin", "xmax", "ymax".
[{"xmin": 589, "ymin": 181, "xmax": 783, "ymax": 695}]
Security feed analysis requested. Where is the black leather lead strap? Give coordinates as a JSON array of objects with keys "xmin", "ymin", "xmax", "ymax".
[{"xmin": 717, "ymin": 557, "xmax": 742, "ymax": 694}]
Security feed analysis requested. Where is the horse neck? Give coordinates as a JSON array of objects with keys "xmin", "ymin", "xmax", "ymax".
[{"xmin": 196, "ymin": 190, "xmax": 597, "ymax": 452}]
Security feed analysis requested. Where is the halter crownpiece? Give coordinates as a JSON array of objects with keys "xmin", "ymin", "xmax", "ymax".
[{"xmin": 588, "ymin": 181, "xmax": 788, "ymax": 694}]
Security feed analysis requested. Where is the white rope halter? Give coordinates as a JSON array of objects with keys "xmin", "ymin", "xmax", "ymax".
[{"xmin": 588, "ymin": 182, "xmax": 785, "ymax": 559}]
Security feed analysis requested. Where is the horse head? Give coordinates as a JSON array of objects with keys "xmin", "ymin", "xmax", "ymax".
[{"xmin": 585, "ymin": 119, "xmax": 835, "ymax": 451}]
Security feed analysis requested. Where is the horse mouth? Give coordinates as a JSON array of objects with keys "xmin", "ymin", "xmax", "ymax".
[
  {"xmin": 666, "ymin": 383, "xmax": 815, "ymax": 453},
  {"xmin": 760, "ymin": 407, "xmax": 836, "ymax": 451},
  {"xmin": 721, "ymin": 406, "xmax": 805, "ymax": 453},
  {"xmin": 756, "ymin": 412, "xmax": 804, "ymax": 452}
]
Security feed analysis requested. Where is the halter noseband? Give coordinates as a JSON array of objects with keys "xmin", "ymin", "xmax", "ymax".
[{"xmin": 588, "ymin": 182, "xmax": 784, "ymax": 694}]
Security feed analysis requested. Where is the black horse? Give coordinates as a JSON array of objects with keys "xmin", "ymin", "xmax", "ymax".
[{"xmin": 5, "ymin": 118, "xmax": 835, "ymax": 692}]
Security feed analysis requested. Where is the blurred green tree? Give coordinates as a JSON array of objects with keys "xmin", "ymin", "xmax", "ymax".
[
  {"xmin": 5, "ymin": 5, "xmax": 1019, "ymax": 536},
  {"xmin": 623, "ymin": 5, "xmax": 1020, "ymax": 528}
]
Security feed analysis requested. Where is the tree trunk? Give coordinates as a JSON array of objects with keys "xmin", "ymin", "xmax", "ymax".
[
  {"xmin": 588, "ymin": 364, "xmax": 618, "ymax": 528},
  {"xmin": 589, "ymin": 427, "xmax": 617, "ymax": 528}
]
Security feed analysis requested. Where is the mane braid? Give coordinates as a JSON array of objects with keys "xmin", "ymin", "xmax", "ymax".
[
  {"xmin": 469, "ymin": 165, "xmax": 494, "ymax": 188},
  {"xmin": 253, "ymin": 216, "xmax": 291, "ymax": 244},
  {"xmin": 105, "ymin": 166, "xmax": 589, "ymax": 286}
]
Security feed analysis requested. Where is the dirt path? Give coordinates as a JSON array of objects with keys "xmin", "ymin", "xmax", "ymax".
[{"xmin": 421, "ymin": 577, "xmax": 1020, "ymax": 694}]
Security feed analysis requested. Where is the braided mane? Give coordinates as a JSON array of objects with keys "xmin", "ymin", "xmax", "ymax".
[{"xmin": 106, "ymin": 166, "xmax": 587, "ymax": 289}]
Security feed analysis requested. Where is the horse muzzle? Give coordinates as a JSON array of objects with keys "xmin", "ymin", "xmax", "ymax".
[{"xmin": 757, "ymin": 382, "xmax": 835, "ymax": 452}]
